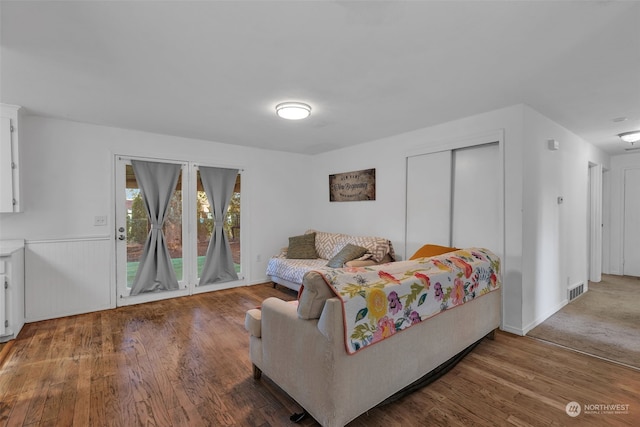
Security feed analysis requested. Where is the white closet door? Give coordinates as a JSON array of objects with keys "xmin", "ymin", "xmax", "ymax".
[
  {"xmin": 451, "ymin": 143, "xmax": 500, "ymax": 252},
  {"xmin": 623, "ymin": 168, "xmax": 640, "ymax": 277},
  {"xmin": 406, "ymin": 151, "xmax": 452, "ymax": 258}
]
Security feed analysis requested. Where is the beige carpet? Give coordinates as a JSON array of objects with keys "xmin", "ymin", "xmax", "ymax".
[{"xmin": 527, "ymin": 274, "xmax": 640, "ymax": 369}]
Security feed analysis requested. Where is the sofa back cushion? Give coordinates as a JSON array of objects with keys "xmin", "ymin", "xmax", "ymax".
[
  {"xmin": 310, "ymin": 230, "xmax": 349, "ymax": 260},
  {"xmin": 297, "ymin": 271, "xmax": 336, "ymax": 319},
  {"xmin": 307, "ymin": 229, "xmax": 395, "ymax": 262}
]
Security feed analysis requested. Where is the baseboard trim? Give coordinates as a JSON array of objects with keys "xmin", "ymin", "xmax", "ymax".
[{"xmin": 523, "ymin": 299, "xmax": 568, "ymax": 335}]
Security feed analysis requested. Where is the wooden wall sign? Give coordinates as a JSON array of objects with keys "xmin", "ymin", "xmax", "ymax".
[{"xmin": 329, "ymin": 168, "xmax": 376, "ymax": 202}]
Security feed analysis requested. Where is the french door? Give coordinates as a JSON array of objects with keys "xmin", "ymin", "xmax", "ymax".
[
  {"xmin": 115, "ymin": 155, "xmax": 242, "ymax": 306},
  {"xmin": 115, "ymin": 156, "xmax": 189, "ymax": 305}
]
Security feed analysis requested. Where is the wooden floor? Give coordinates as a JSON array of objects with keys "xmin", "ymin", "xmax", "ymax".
[{"xmin": 1, "ymin": 284, "xmax": 639, "ymax": 427}]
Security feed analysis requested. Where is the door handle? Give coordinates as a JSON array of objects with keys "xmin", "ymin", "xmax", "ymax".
[{"xmin": 118, "ymin": 235, "xmax": 126, "ymax": 240}]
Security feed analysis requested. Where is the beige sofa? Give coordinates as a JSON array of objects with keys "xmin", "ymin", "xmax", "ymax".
[
  {"xmin": 247, "ymin": 250, "xmax": 502, "ymax": 426},
  {"xmin": 265, "ymin": 230, "xmax": 395, "ymax": 292}
]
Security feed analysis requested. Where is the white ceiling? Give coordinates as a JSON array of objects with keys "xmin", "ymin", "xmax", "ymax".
[{"xmin": 1, "ymin": 1, "xmax": 639, "ymax": 155}]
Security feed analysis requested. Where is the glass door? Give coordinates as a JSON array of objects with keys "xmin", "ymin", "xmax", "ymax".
[
  {"xmin": 193, "ymin": 168, "xmax": 242, "ymax": 291},
  {"xmin": 115, "ymin": 156, "xmax": 190, "ymax": 306}
]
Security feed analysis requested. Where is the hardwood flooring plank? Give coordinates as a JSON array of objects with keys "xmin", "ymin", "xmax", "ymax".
[{"xmin": 70, "ymin": 355, "xmax": 91, "ymax": 427}]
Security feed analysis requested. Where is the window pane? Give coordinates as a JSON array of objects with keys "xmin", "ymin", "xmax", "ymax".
[
  {"xmin": 126, "ymin": 164, "xmax": 183, "ymax": 287},
  {"xmin": 228, "ymin": 174, "xmax": 241, "ymax": 272},
  {"xmin": 196, "ymin": 171, "xmax": 241, "ymax": 277},
  {"xmin": 165, "ymin": 181, "xmax": 183, "ymax": 281},
  {"xmin": 196, "ymin": 171, "xmax": 213, "ymax": 276},
  {"xmin": 125, "ymin": 165, "xmax": 145, "ymax": 288}
]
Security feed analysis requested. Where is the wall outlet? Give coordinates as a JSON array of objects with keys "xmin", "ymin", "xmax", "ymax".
[
  {"xmin": 94, "ymin": 215, "xmax": 107, "ymax": 226},
  {"xmin": 256, "ymin": 254, "xmax": 262, "ymax": 262}
]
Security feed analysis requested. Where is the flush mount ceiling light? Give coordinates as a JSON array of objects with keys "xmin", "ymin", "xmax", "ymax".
[
  {"xmin": 276, "ymin": 102, "xmax": 311, "ymax": 120},
  {"xmin": 618, "ymin": 130, "xmax": 640, "ymax": 145}
]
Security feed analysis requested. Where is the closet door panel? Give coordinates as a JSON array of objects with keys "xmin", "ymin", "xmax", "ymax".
[
  {"xmin": 451, "ymin": 143, "xmax": 499, "ymax": 252},
  {"xmin": 406, "ymin": 151, "xmax": 452, "ymax": 258}
]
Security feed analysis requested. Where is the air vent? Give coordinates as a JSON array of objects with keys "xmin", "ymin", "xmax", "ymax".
[{"xmin": 568, "ymin": 283, "xmax": 584, "ymax": 301}]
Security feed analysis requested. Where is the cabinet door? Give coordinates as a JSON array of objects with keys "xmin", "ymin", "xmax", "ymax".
[
  {"xmin": 0, "ymin": 116, "xmax": 14, "ymax": 212},
  {"xmin": 0, "ymin": 260, "xmax": 6, "ymax": 336}
]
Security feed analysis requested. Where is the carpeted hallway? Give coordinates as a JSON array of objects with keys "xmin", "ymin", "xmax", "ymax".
[{"xmin": 528, "ymin": 274, "xmax": 640, "ymax": 369}]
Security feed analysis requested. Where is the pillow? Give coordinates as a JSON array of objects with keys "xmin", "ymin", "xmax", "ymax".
[
  {"xmin": 286, "ymin": 233, "xmax": 319, "ymax": 259},
  {"xmin": 298, "ymin": 271, "xmax": 336, "ymax": 319},
  {"xmin": 311, "ymin": 230, "xmax": 349, "ymax": 260},
  {"xmin": 344, "ymin": 236, "xmax": 392, "ymax": 262},
  {"xmin": 326, "ymin": 244, "xmax": 369, "ymax": 268},
  {"xmin": 410, "ymin": 244, "xmax": 458, "ymax": 260}
]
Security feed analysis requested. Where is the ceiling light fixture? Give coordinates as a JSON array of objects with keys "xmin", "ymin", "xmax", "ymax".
[
  {"xmin": 618, "ymin": 130, "xmax": 640, "ymax": 145},
  {"xmin": 276, "ymin": 102, "xmax": 311, "ymax": 120}
]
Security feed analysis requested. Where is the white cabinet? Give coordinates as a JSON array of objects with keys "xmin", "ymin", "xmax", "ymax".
[
  {"xmin": 0, "ymin": 104, "xmax": 22, "ymax": 213},
  {"xmin": 0, "ymin": 240, "xmax": 25, "ymax": 342}
]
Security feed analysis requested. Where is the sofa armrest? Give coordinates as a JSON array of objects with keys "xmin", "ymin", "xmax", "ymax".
[{"xmin": 245, "ymin": 308, "xmax": 262, "ymax": 337}]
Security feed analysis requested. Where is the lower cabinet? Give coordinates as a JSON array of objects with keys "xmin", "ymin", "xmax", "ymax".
[{"xmin": 0, "ymin": 240, "xmax": 25, "ymax": 342}]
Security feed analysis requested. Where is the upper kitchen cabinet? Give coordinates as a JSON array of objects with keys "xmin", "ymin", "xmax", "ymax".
[{"xmin": 0, "ymin": 104, "xmax": 22, "ymax": 213}]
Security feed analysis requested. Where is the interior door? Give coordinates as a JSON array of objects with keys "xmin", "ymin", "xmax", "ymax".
[
  {"xmin": 623, "ymin": 168, "xmax": 640, "ymax": 277},
  {"xmin": 115, "ymin": 156, "xmax": 190, "ymax": 306}
]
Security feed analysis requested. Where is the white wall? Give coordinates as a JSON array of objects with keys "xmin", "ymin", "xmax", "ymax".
[
  {"xmin": 309, "ymin": 104, "xmax": 526, "ymax": 333},
  {"xmin": 607, "ymin": 152, "xmax": 640, "ymax": 274},
  {"xmin": 521, "ymin": 107, "xmax": 609, "ymax": 333},
  {"xmin": 0, "ymin": 115, "xmax": 313, "ymax": 319},
  {"xmin": 308, "ymin": 104, "xmax": 610, "ymax": 335},
  {"xmin": 0, "ymin": 106, "xmax": 616, "ymax": 330}
]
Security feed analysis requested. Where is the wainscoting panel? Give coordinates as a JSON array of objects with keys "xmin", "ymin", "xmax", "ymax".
[{"xmin": 25, "ymin": 237, "xmax": 112, "ymax": 322}]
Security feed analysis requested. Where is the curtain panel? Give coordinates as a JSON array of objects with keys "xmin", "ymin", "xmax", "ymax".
[
  {"xmin": 198, "ymin": 166, "xmax": 239, "ymax": 286},
  {"xmin": 130, "ymin": 160, "xmax": 181, "ymax": 295}
]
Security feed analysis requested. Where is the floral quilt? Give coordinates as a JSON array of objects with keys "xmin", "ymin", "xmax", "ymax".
[{"xmin": 316, "ymin": 248, "xmax": 501, "ymax": 354}]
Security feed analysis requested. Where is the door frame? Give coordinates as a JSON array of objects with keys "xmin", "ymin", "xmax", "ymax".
[
  {"xmin": 113, "ymin": 154, "xmax": 246, "ymax": 307},
  {"xmin": 622, "ymin": 167, "xmax": 640, "ymax": 277},
  {"xmin": 588, "ymin": 162, "xmax": 603, "ymax": 283}
]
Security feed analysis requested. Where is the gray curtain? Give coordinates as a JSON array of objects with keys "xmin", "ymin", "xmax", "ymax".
[
  {"xmin": 198, "ymin": 166, "xmax": 239, "ymax": 285},
  {"xmin": 130, "ymin": 160, "xmax": 181, "ymax": 296}
]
